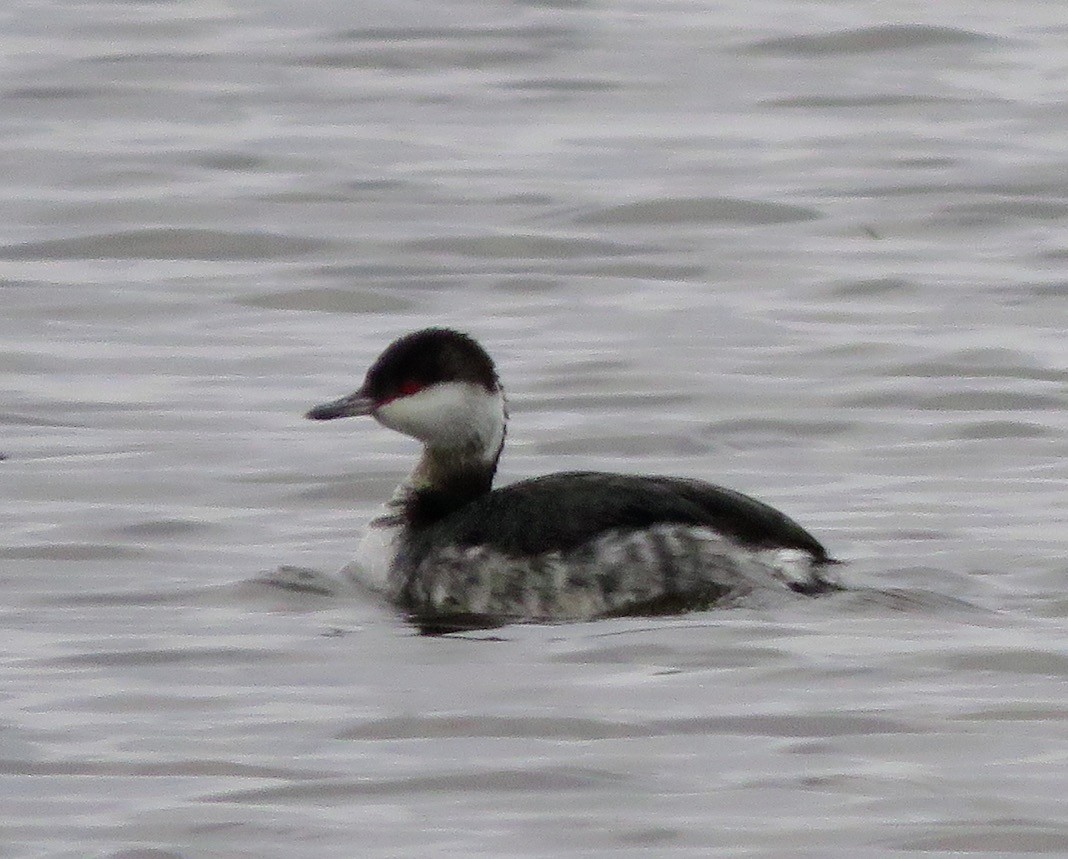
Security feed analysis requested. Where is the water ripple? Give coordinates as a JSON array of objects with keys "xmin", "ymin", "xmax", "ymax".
[
  {"xmin": 573, "ymin": 197, "xmax": 820, "ymax": 226},
  {"xmin": 402, "ymin": 234, "xmax": 653, "ymax": 259},
  {"xmin": 0, "ymin": 229, "xmax": 327, "ymax": 261},
  {"xmin": 745, "ymin": 24, "xmax": 996, "ymax": 56},
  {"xmin": 208, "ymin": 766, "xmax": 627, "ymax": 803}
]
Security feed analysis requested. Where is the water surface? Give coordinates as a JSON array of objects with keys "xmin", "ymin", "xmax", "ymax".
[{"xmin": 2, "ymin": 0, "xmax": 1066, "ymax": 856}]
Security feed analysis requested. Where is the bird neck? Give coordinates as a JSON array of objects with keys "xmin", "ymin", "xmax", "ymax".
[{"xmin": 390, "ymin": 423, "xmax": 505, "ymax": 530}]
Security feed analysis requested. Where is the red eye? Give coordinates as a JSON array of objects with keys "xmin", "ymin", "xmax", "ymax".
[{"xmin": 398, "ymin": 380, "xmax": 423, "ymax": 398}]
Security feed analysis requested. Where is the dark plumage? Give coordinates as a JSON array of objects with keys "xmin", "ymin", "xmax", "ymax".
[
  {"xmin": 362, "ymin": 328, "xmax": 500, "ymax": 405},
  {"xmin": 403, "ymin": 470, "xmax": 829, "ymax": 568},
  {"xmin": 306, "ymin": 327, "xmax": 840, "ymax": 627}
]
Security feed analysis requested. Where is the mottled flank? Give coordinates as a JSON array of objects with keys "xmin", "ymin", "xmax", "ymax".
[{"xmin": 393, "ymin": 524, "xmax": 835, "ymax": 632}]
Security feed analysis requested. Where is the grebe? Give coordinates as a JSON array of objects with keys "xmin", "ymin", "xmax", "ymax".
[{"xmin": 307, "ymin": 328, "xmax": 837, "ymax": 630}]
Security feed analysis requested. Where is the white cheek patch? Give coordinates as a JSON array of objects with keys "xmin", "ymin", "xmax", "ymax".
[{"xmin": 375, "ymin": 382, "xmax": 505, "ymax": 454}]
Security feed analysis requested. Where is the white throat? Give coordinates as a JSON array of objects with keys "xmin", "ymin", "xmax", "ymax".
[{"xmin": 374, "ymin": 382, "xmax": 506, "ymax": 483}]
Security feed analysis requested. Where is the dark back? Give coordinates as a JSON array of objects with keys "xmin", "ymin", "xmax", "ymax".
[{"xmin": 403, "ymin": 471, "xmax": 828, "ymax": 565}]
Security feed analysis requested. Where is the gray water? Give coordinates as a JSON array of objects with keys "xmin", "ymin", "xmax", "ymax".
[{"xmin": 2, "ymin": 0, "xmax": 1067, "ymax": 856}]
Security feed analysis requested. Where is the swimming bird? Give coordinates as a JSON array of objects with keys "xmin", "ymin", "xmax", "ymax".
[{"xmin": 307, "ymin": 328, "xmax": 837, "ymax": 630}]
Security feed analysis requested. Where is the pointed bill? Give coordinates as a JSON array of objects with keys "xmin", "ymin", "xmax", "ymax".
[{"xmin": 305, "ymin": 390, "xmax": 374, "ymax": 420}]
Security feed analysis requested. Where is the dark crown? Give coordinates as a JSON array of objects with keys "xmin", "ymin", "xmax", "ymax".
[{"xmin": 361, "ymin": 328, "xmax": 500, "ymax": 404}]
